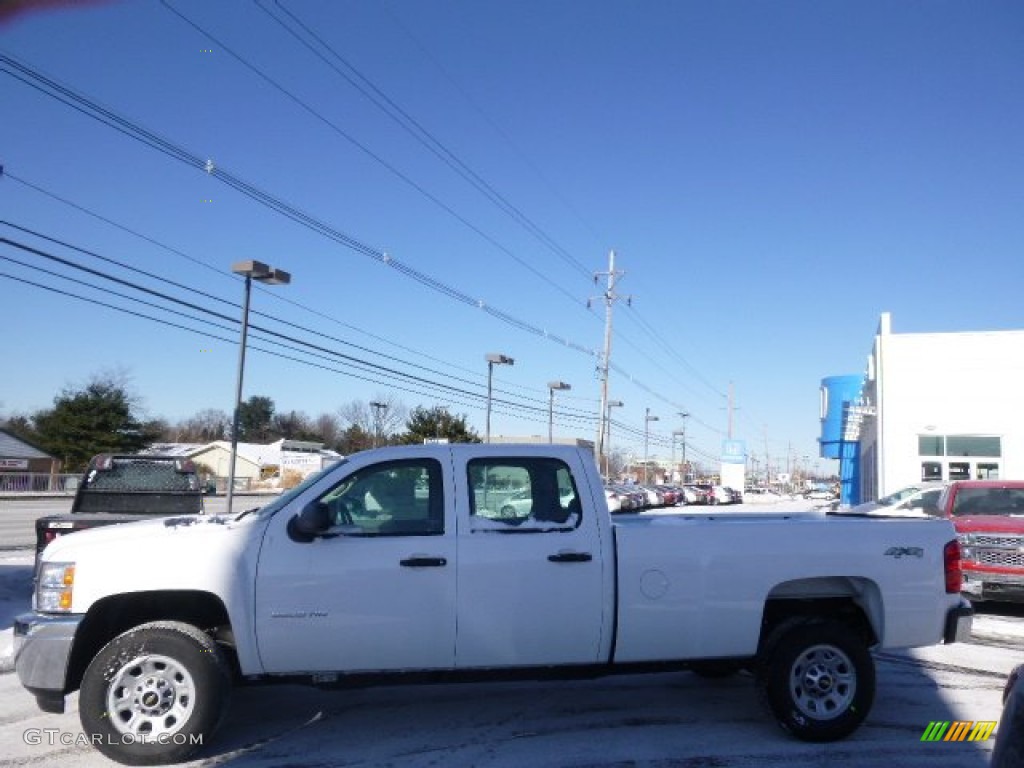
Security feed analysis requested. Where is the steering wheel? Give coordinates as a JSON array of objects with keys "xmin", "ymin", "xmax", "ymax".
[{"xmin": 331, "ymin": 497, "xmax": 361, "ymax": 526}]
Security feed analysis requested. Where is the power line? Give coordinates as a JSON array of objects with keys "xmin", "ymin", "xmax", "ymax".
[
  {"xmin": 1, "ymin": 50, "xmax": 597, "ymax": 351},
  {"xmin": 1, "ymin": 171, "xmax": 551, "ymax": 400},
  {"xmin": 159, "ymin": 1, "xmax": 589, "ymax": 309},
  {"xmin": 0, "ymin": 233, "xmax": 601, "ymax": 430},
  {"xmin": 255, "ymin": 0, "xmax": 594, "ymax": 281},
  {"xmin": 378, "ymin": 0, "xmax": 609, "ymax": 252},
  {"xmin": 0, "ymin": 53, "xmax": 728, "ymax": 447},
  {"xmin": 0, "ymin": 238, "xmax": 718, "ymax": 458}
]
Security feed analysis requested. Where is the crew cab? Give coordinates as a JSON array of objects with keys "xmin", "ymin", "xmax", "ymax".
[
  {"xmin": 15, "ymin": 444, "xmax": 972, "ymax": 765},
  {"xmin": 33, "ymin": 453, "xmax": 203, "ymax": 564},
  {"xmin": 924, "ymin": 479, "xmax": 1024, "ymax": 602}
]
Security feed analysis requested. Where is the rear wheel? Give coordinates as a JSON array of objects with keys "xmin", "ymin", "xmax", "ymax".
[
  {"xmin": 760, "ymin": 619, "xmax": 874, "ymax": 742},
  {"xmin": 79, "ymin": 621, "xmax": 231, "ymax": 765}
]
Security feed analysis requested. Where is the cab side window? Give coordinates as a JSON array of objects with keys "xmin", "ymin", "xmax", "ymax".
[
  {"xmin": 468, "ymin": 458, "xmax": 581, "ymax": 532},
  {"xmin": 317, "ymin": 460, "xmax": 443, "ymax": 536}
]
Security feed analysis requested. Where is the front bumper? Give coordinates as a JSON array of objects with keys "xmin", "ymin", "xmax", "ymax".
[
  {"xmin": 14, "ymin": 612, "xmax": 84, "ymax": 714},
  {"xmin": 962, "ymin": 570, "xmax": 1024, "ymax": 602},
  {"xmin": 943, "ymin": 599, "xmax": 974, "ymax": 644}
]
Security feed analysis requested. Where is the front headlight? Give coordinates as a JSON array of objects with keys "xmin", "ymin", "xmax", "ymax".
[
  {"xmin": 36, "ymin": 562, "xmax": 75, "ymax": 613},
  {"xmin": 957, "ymin": 532, "xmax": 973, "ymax": 546}
]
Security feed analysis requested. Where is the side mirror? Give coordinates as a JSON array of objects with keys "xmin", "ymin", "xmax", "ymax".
[{"xmin": 289, "ymin": 501, "xmax": 331, "ymax": 541}]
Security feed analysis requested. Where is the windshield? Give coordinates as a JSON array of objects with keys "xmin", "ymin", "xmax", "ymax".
[
  {"xmin": 951, "ymin": 487, "xmax": 1024, "ymax": 516},
  {"xmin": 876, "ymin": 485, "xmax": 923, "ymax": 506},
  {"xmin": 242, "ymin": 459, "xmax": 348, "ymax": 519}
]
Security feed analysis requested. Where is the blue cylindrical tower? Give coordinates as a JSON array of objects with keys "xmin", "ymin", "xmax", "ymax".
[{"xmin": 819, "ymin": 375, "xmax": 863, "ymax": 506}]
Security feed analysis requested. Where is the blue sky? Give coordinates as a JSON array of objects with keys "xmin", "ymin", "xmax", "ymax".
[{"xmin": 1, "ymin": 0, "xmax": 1022, "ymax": 476}]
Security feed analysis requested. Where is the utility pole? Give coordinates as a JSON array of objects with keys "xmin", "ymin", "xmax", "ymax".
[
  {"xmin": 727, "ymin": 381, "xmax": 735, "ymax": 440},
  {"xmin": 679, "ymin": 412, "xmax": 689, "ymax": 483},
  {"xmin": 592, "ymin": 250, "xmax": 629, "ymax": 469},
  {"xmin": 369, "ymin": 401, "xmax": 387, "ymax": 448}
]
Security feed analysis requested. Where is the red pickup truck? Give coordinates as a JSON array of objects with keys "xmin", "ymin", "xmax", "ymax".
[{"xmin": 926, "ymin": 480, "xmax": 1024, "ymax": 603}]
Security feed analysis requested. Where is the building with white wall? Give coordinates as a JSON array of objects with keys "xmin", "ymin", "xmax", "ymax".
[{"xmin": 822, "ymin": 313, "xmax": 1024, "ymax": 504}]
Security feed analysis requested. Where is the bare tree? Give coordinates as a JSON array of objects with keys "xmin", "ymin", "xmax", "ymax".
[
  {"xmin": 272, "ymin": 410, "xmax": 317, "ymax": 441},
  {"xmin": 338, "ymin": 394, "xmax": 406, "ymax": 447},
  {"xmin": 173, "ymin": 409, "xmax": 231, "ymax": 442},
  {"xmin": 312, "ymin": 412, "xmax": 342, "ymax": 449}
]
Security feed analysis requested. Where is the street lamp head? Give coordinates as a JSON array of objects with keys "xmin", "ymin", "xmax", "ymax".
[
  {"xmin": 646, "ymin": 414, "xmax": 660, "ymax": 422},
  {"xmin": 547, "ymin": 380, "xmax": 571, "ymax": 391},
  {"xmin": 232, "ymin": 260, "xmax": 291, "ymax": 285},
  {"xmin": 369, "ymin": 401, "xmax": 387, "ymax": 410},
  {"xmin": 486, "ymin": 353, "xmax": 514, "ymax": 365},
  {"xmin": 608, "ymin": 400, "xmax": 623, "ymax": 408},
  {"xmin": 258, "ymin": 268, "xmax": 291, "ymax": 285}
]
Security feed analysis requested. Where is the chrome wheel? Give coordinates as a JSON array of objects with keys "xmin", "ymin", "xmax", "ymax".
[
  {"xmin": 788, "ymin": 643, "xmax": 856, "ymax": 720},
  {"xmin": 106, "ymin": 653, "xmax": 196, "ymax": 740}
]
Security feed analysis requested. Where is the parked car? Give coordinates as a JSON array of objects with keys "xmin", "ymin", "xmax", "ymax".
[
  {"xmin": 697, "ymin": 484, "xmax": 733, "ymax": 505},
  {"xmin": 34, "ymin": 454, "xmax": 204, "ymax": 565},
  {"xmin": 835, "ymin": 482, "xmax": 946, "ymax": 517},
  {"xmin": 639, "ymin": 485, "xmax": 666, "ymax": 508},
  {"xmin": 677, "ymin": 485, "xmax": 702, "ymax": 505},
  {"xmin": 686, "ymin": 484, "xmax": 710, "ymax": 504},
  {"xmin": 610, "ymin": 484, "xmax": 645, "ymax": 511},
  {"xmin": 655, "ymin": 485, "xmax": 680, "ymax": 506},
  {"xmin": 805, "ymin": 487, "xmax": 837, "ymax": 501},
  {"xmin": 604, "ymin": 485, "xmax": 624, "ymax": 513},
  {"xmin": 923, "ymin": 480, "xmax": 1024, "ymax": 603}
]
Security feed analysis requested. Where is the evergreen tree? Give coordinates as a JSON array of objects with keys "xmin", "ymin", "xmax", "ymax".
[
  {"xmin": 236, "ymin": 395, "xmax": 275, "ymax": 442},
  {"xmin": 398, "ymin": 405, "xmax": 480, "ymax": 445},
  {"xmin": 32, "ymin": 375, "xmax": 160, "ymax": 471}
]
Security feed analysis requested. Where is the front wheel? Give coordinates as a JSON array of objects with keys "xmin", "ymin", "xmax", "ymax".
[
  {"xmin": 79, "ymin": 621, "xmax": 231, "ymax": 765},
  {"xmin": 760, "ymin": 619, "xmax": 875, "ymax": 742}
]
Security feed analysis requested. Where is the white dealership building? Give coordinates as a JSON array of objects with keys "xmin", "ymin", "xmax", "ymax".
[{"xmin": 823, "ymin": 312, "xmax": 1024, "ymax": 504}]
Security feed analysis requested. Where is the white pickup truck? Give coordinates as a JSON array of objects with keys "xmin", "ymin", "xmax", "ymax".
[{"xmin": 15, "ymin": 444, "xmax": 972, "ymax": 765}]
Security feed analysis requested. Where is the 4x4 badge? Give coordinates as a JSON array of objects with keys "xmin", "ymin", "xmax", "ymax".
[{"xmin": 885, "ymin": 546, "xmax": 924, "ymax": 559}]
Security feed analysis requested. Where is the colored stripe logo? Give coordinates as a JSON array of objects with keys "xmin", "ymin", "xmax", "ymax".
[{"xmin": 921, "ymin": 721, "xmax": 997, "ymax": 742}]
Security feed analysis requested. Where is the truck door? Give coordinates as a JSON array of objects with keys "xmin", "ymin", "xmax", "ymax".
[
  {"xmin": 455, "ymin": 454, "xmax": 608, "ymax": 668},
  {"xmin": 254, "ymin": 457, "xmax": 456, "ymax": 673}
]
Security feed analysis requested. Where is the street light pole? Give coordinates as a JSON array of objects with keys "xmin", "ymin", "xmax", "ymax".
[
  {"xmin": 644, "ymin": 407, "xmax": 659, "ymax": 484},
  {"xmin": 605, "ymin": 400, "xmax": 623, "ymax": 478},
  {"xmin": 671, "ymin": 430, "xmax": 685, "ymax": 482},
  {"xmin": 485, "ymin": 353, "xmax": 514, "ymax": 443},
  {"xmin": 677, "ymin": 411, "xmax": 690, "ymax": 483},
  {"xmin": 369, "ymin": 401, "xmax": 387, "ymax": 448},
  {"xmin": 227, "ymin": 260, "xmax": 290, "ymax": 516},
  {"xmin": 546, "ymin": 381, "xmax": 571, "ymax": 443}
]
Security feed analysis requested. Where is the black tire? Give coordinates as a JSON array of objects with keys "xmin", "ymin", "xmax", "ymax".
[
  {"xmin": 79, "ymin": 621, "xmax": 231, "ymax": 766},
  {"xmin": 689, "ymin": 660, "xmax": 743, "ymax": 678},
  {"xmin": 760, "ymin": 619, "xmax": 875, "ymax": 742}
]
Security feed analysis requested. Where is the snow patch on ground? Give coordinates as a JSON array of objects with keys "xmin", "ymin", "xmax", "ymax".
[{"xmin": 0, "ymin": 551, "xmax": 34, "ymax": 674}]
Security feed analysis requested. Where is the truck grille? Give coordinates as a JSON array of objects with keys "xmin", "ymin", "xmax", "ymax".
[
  {"xmin": 976, "ymin": 549, "xmax": 1024, "ymax": 568},
  {"xmin": 963, "ymin": 533, "xmax": 1024, "ymax": 570},
  {"xmin": 973, "ymin": 534, "xmax": 1024, "ymax": 548}
]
